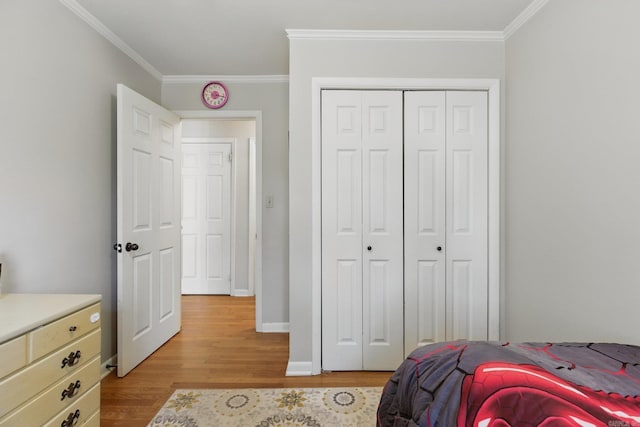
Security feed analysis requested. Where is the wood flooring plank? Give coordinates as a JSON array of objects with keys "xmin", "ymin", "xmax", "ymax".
[{"xmin": 100, "ymin": 296, "xmax": 392, "ymax": 426}]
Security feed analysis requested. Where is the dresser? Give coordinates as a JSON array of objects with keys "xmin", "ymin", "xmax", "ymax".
[{"xmin": 0, "ymin": 294, "xmax": 102, "ymax": 426}]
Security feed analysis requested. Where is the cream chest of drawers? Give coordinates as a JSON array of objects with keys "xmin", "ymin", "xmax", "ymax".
[{"xmin": 0, "ymin": 294, "xmax": 102, "ymax": 427}]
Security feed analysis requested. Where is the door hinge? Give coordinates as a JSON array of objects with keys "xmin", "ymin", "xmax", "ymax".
[{"xmin": 228, "ymin": 152, "xmax": 233, "ymax": 163}]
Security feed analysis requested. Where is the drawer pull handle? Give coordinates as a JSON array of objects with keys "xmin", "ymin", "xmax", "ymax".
[
  {"xmin": 61, "ymin": 380, "xmax": 81, "ymax": 400},
  {"xmin": 61, "ymin": 409, "xmax": 80, "ymax": 427},
  {"xmin": 69, "ymin": 325, "xmax": 77, "ymax": 332},
  {"xmin": 61, "ymin": 350, "xmax": 82, "ymax": 369}
]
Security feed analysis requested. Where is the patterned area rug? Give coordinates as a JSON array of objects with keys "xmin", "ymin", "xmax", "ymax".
[{"xmin": 148, "ymin": 387, "xmax": 383, "ymax": 427}]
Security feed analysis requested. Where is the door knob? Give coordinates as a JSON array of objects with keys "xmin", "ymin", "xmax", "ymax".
[
  {"xmin": 437, "ymin": 246, "xmax": 442, "ymax": 252},
  {"xmin": 367, "ymin": 246, "xmax": 372, "ymax": 251},
  {"xmin": 125, "ymin": 242, "xmax": 139, "ymax": 252}
]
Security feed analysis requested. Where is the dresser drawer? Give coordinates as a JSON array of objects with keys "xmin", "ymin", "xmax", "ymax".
[
  {"xmin": 83, "ymin": 410, "xmax": 100, "ymax": 427},
  {"xmin": 29, "ymin": 303, "xmax": 101, "ymax": 362},
  {"xmin": 0, "ymin": 355, "xmax": 100, "ymax": 426},
  {"xmin": 0, "ymin": 329, "xmax": 100, "ymax": 417},
  {"xmin": 0, "ymin": 336, "xmax": 27, "ymax": 380},
  {"xmin": 44, "ymin": 383, "xmax": 100, "ymax": 427}
]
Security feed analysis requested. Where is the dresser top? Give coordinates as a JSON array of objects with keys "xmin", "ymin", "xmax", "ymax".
[{"xmin": 0, "ymin": 293, "xmax": 101, "ymax": 343}]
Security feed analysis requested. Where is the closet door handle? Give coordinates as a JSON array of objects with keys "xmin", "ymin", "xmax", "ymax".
[
  {"xmin": 367, "ymin": 246, "xmax": 372, "ymax": 251},
  {"xmin": 436, "ymin": 246, "xmax": 442, "ymax": 252}
]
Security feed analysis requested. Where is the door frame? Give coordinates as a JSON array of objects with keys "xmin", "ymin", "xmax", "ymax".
[
  {"xmin": 248, "ymin": 137, "xmax": 257, "ymax": 296},
  {"xmin": 176, "ymin": 110, "xmax": 264, "ymax": 330},
  {"xmin": 181, "ymin": 138, "xmax": 237, "ymax": 295},
  {"xmin": 310, "ymin": 78, "xmax": 501, "ymax": 375}
]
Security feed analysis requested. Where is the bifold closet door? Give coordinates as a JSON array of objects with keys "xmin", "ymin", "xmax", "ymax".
[
  {"xmin": 321, "ymin": 90, "xmax": 404, "ymax": 371},
  {"xmin": 403, "ymin": 91, "xmax": 447, "ymax": 354},
  {"xmin": 404, "ymin": 90, "xmax": 489, "ymax": 354}
]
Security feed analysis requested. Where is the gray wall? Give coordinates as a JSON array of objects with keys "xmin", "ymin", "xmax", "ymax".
[
  {"xmin": 0, "ymin": 1, "xmax": 161, "ymax": 361},
  {"xmin": 505, "ymin": 0, "xmax": 640, "ymax": 345},
  {"xmin": 288, "ymin": 38, "xmax": 506, "ymax": 365},
  {"xmin": 163, "ymin": 82, "xmax": 290, "ymax": 324}
]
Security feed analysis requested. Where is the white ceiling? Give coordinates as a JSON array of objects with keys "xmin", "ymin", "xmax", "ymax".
[{"xmin": 74, "ymin": 0, "xmax": 537, "ymax": 76}]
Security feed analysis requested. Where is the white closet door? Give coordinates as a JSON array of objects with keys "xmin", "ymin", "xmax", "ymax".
[
  {"xmin": 361, "ymin": 91, "xmax": 404, "ymax": 370},
  {"xmin": 322, "ymin": 90, "xmax": 364, "ymax": 370},
  {"xmin": 321, "ymin": 90, "xmax": 404, "ymax": 371},
  {"xmin": 446, "ymin": 91, "xmax": 488, "ymax": 340},
  {"xmin": 404, "ymin": 90, "xmax": 489, "ymax": 350},
  {"xmin": 404, "ymin": 91, "xmax": 447, "ymax": 354}
]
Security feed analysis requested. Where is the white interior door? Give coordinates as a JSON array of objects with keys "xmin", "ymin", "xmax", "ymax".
[
  {"xmin": 321, "ymin": 90, "xmax": 363, "ymax": 370},
  {"xmin": 116, "ymin": 84, "xmax": 182, "ymax": 377},
  {"xmin": 446, "ymin": 91, "xmax": 488, "ymax": 340},
  {"xmin": 321, "ymin": 90, "xmax": 404, "ymax": 371},
  {"xmin": 404, "ymin": 90, "xmax": 489, "ymax": 350},
  {"xmin": 404, "ymin": 91, "xmax": 447, "ymax": 353},
  {"xmin": 181, "ymin": 143, "xmax": 232, "ymax": 294}
]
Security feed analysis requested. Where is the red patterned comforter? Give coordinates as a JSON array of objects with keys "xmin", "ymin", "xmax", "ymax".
[{"xmin": 377, "ymin": 341, "xmax": 640, "ymax": 426}]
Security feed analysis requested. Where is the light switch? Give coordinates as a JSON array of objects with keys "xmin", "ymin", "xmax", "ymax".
[{"xmin": 266, "ymin": 196, "xmax": 274, "ymax": 208}]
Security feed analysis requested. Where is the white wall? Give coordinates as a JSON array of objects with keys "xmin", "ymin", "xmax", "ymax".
[
  {"xmin": 0, "ymin": 1, "xmax": 161, "ymax": 362},
  {"xmin": 505, "ymin": 0, "xmax": 640, "ymax": 344},
  {"xmin": 288, "ymin": 37, "xmax": 506, "ymax": 366},
  {"xmin": 163, "ymin": 81, "xmax": 290, "ymax": 323},
  {"xmin": 181, "ymin": 119, "xmax": 256, "ymax": 294}
]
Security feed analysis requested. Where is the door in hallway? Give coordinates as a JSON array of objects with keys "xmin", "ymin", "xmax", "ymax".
[{"xmin": 181, "ymin": 143, "xmax": 232, "ymax": 294}]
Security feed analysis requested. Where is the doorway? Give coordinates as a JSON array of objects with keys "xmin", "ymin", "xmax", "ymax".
[
  {"xmin": 181, "ymin": 119, "xmax": 256, "ymax": 297},
  {"xmin": 176, "ymin": 110, "xmax": 264, "ymax": 329}
]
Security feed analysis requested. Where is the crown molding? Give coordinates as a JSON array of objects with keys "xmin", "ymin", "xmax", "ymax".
[
  {"xmin": 503, "ymin": 0, "xmax": 550, "ymax": 40},
  {"xmin": 60, "ymin": 1, "xmax": 550, "ymax": 82},
  {"xmin": 58, "ymin": 0, "xmax": 163, "ymax": 81},
  {"xmin": 286, "ymin": 29, "xmax": 504, "ymax": 42},
  {"xmin": 163, "ymin": 75, "xmax": 289, "ymax": 85}
]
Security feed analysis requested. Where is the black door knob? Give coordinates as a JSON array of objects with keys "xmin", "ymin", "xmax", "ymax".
[
  {"xmin": 367, "ymin": 246, "xmax": 372, "ymax": 251},
  {"xmin": 437, "ymin": 246, "xmax": 442, "ymax": 252},
  {"xmin": 125, "ymin": 242, "xmax": 139, "ymax": 252}
]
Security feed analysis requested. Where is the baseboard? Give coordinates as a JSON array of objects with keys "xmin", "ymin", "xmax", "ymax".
[
  {"xmin": 231, "ymin": 289, "xmax": 252, "ymax": 297},
  {"xmin": 261, "ymin": 322, "xmax": 290, "ymax": 333},
  {"xmin": 286, "ymin": 360, "xmax": 313, "ymax": 376},
  {"xmin": 101, "ymin": 354, "xmax": 117, "ymax": 379}
]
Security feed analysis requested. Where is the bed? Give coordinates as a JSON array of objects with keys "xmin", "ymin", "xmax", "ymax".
[{"xmin": 377, "ymin": 341, "xmax": 640, "ymax": 426}]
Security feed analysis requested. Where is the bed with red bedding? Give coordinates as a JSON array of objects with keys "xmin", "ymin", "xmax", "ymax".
[{"xmin": 377, "ymin": 341, "xmax": 640, "ymax": 426}]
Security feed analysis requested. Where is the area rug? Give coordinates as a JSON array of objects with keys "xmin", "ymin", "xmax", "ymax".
[{"xmin": 148, "ymin": 386, "xmax": 383, "ymax": 426}]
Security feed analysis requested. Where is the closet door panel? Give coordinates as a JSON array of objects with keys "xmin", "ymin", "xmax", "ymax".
[
  {"xmin": 404, "ymin": 91, "xmax": 447, "ymax": 354},
  {"xmin": 361, "ymin": 91, "xmax": 404, "ymax": 370},
  {"xmin": 322, "ymin": 90, "xmax": 363, "ymax": 370},
  {"xmin": 446, "ymin": 91, "xmax": 488, "ymax": 340}
]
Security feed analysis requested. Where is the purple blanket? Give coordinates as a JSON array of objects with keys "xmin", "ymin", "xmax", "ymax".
[{"xmin": 377, "ymin": 341, "xmax": 640, "ymax": 426}]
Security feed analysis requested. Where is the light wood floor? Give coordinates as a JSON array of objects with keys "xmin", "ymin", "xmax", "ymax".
[{"xmin": 100, "ymin": 295, "xmax": 392, "ymax": 426}]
